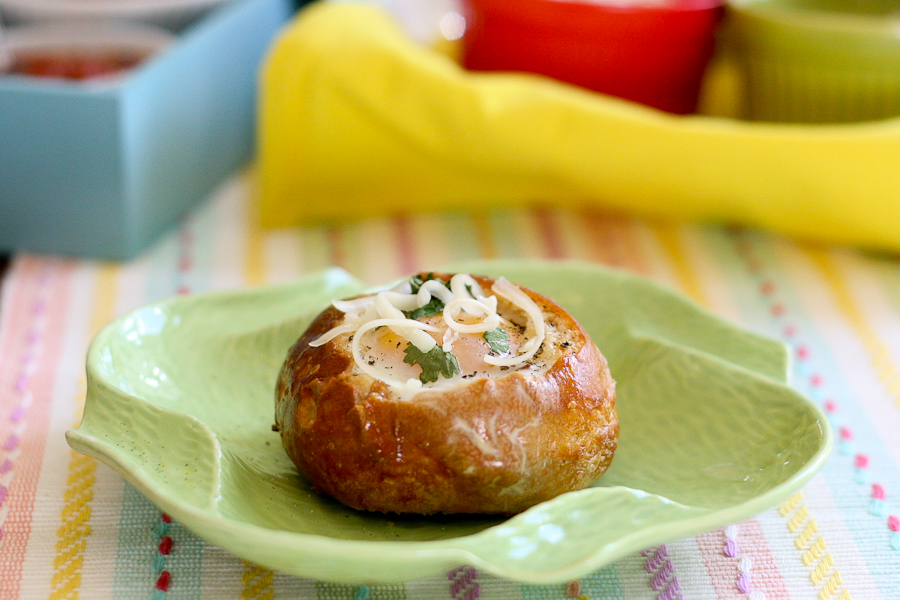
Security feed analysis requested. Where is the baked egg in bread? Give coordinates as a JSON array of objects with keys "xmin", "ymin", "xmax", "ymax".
[{"xmin": 274, "ymin": 272, "xmax": 617, "ymax": 515}]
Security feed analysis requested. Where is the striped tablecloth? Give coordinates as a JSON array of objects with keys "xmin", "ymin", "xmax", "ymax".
[{"xmin": 1, "ymin": 170, "xmax": 899, "ymax": 600}]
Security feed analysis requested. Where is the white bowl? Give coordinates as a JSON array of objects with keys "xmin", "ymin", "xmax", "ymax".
[{"xmin": 0, "ymin": 0, "xmax": 229, "ymax": 30}]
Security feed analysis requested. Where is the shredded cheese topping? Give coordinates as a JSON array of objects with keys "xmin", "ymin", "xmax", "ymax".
[
  {"xmin": 309, "ymin": 273, "xmax": 545, "ymax": 390},
  {"xmin": 483, "ymin": 277, "xmax": 546, "ymax": 367}
]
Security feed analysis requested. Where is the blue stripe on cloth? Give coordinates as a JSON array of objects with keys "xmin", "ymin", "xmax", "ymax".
[
  {"xmin": 522, "ymin": 564, "xmax": 624, "ymax": 600},
  {"xmin": 112, "ymin": 483, "xmax": 204, "ymax": 600},
  {"xmin": 112, "ymin": 216, "xmax": 208, "ymax": 600}
]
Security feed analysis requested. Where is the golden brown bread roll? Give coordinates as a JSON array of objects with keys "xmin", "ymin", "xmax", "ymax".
[{"xmin": 275, "ymin": 272, "xmax": 617, "ymax": 515}]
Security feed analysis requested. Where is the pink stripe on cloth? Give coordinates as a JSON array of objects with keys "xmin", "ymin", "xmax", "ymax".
[
  {"xmin": 533, "ymin": 208, "xmax": 564, "ymax": 260},
  {"xmin": 0, "ymin": 256, "xmax": 76, "ymax": 600},
  {"xmin": 394, "ymin": 216, "xmax": 419, "ymax": 276},
  {"xmin": 580, "ymin": 210, "xmax": 653, "ymax": 276},
  {"xmin": 696, "ymin": 520, "xmax": 790, "ymax": 600},
  {"xmin": 0, "ymin": 263, "xmax": 39, "ymax": 374},
  {"xmin": 327, "ymin": 226, "xmax": 346, "ymax": 271}
]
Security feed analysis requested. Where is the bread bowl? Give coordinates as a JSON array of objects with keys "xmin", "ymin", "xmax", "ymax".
[{"xmin": 274, "ymin": 272, "xmax": 617, "ymax": 515}]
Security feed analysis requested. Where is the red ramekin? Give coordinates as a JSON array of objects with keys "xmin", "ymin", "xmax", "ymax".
[{"xmin": 461, "ymin": 0, "xmax": 725, "ymax": 114}]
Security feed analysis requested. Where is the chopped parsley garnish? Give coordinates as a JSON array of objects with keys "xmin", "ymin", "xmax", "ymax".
[
  {"xmin": 403, "ymin": 343, "xmax": 460, "ymax": 384},
  {"xmin": 405, "ymin": 273, "xmax": 451, "ymax": 320},
  {"xmin": 409, "ymin": 272, "xmax": 446, "ymax": 294},
  {"xmin": 405, "ymin": 297, "xmax": 444, "ymax": 320},
  {"xmin": 483, "ymin": 327, "xmax": 510, "ymax": 355}
]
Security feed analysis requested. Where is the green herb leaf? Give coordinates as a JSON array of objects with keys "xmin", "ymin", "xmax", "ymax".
[
  {"xmin": 406, "ymin": 274, "xmax": 451, "ymax": 320},
  {"xmin": 409, "ymin": 273, "xmax": 436, "ymax": 294},
  {"xmin": 409, "ymin": 273, "xmax": 450, "ymax": 294},
  {"xmin": 403, "ymin": 343, "xmax": 460, "ymax": 384},
  {"xmin": 483, "ymin": 327, "xmax": 510, "ymax": 355},
  {"xmin": 404, "ymin": 297, "xmax": 445, "ymax": 320}
]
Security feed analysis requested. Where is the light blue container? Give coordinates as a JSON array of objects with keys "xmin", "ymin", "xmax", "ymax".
[{"xmin": 0, "ymin": 0, "xmax": 298, "ymax": 259}]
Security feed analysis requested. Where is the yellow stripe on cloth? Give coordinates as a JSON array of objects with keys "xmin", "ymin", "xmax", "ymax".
[
  {"xmin": 779, "ymin": 492, "xmax": 852, "ymax": 600},
  {"xmin": 648, "ymin": 222, "xmax": 708, "ymax": 307},
  {"xmin": 242, "ymin": 204, "xmax": 277, "ymax": 599},
  {"xmin": 472, "ymin": 213, "xmax": 498, "ymax": 260},
  {"xmin": 51, "ymin": 263, "xmax": 118, "ymax": 600},
  {"xmin": 242, "ymin": 562, "xmax": 275, "ymax": 600},
  {"xmin": 806, "ymin": 247, "xmax": 900, "ymax": 409}
]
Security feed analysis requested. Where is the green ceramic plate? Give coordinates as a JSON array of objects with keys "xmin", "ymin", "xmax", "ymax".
[{"xmin": 67, "ymin": 260, "xmax": 831, "ymax": 584}]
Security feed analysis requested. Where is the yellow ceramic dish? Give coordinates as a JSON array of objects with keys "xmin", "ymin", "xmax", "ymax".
[{"xmin": 258, "ymin": 2, "xmax": 900, "ymax": 253}]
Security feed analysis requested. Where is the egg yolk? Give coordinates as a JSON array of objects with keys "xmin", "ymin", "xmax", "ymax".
[{"xmin": 356, "ymin": 314, "xmax": 524, "ymax": 385}]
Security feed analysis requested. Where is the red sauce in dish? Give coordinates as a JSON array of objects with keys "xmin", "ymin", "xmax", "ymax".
[{"xmin": 10, "ymin": 51, "xmax": 147, "ymax": 80}]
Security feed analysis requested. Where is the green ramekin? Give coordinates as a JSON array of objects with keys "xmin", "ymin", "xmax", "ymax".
[{"xmin": 724, "ymin": 0, "xmax": 900, "ymax": 122}]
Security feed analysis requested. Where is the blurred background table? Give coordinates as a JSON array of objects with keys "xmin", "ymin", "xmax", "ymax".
[{"xmin": 0, "ymin": 169, "xmax": 898, "ymax": 599}]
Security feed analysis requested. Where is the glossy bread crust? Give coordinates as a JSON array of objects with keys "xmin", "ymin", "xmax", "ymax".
[{"xmin": 275, "ymin": 274, "xmax": 617, "ymax": 515}]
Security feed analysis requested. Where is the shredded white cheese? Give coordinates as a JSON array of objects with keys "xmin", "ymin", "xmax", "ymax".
[
  {"xmin": 483, "ymin": 277, "xmax": 546, "ymax": 367},
  {"xmin": 375, "ymin": 292, "xmax": 436, "ymax": 352},
  {"xmin": 443, "ymin": 298, "xmax": 500, "ymax": 333},
  {"xmin": 308, "ymin": 273, "xmax": 546, "ymax": 388},
  {"xmin": 307, "ymin": 322, "xmax": 356, "ymax": 348}
]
